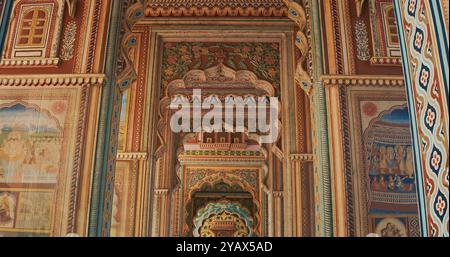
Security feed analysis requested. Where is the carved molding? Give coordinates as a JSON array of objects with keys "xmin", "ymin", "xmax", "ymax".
[
  {"xmin": 289, "ymin": 153, "xmax": 314, "ymax": 162},
  {"xmin": 321, "ymin": 75, "xmax": 404, "ymax": 87},
  {"xmin": 0, "ymin": 74, "xmax": 106, "ymax": 86},
  {"xmin": 178, "ymin": 150, "xmax": 265, "ymax": 164},
  {"xmin": 166, "ymin": 63, "xmax": 275, "ymax": 97},
  {"xmin": 273, "ymin": 191, "xmax": 283, "ymax": 197},
  {"xmin": 369, "ymin": 57, "xmax": 402, "ymax": 66},
  {"xmin": 116, "ymin": 152, "xmax": 148, "ymax": 160},
  {"xmin": 0, "ymin": 58, "xmax": 60, "ymax": 67},
  {"xmin": 154, "ymin": 189, "xmax": 169, "ymax": 195}
]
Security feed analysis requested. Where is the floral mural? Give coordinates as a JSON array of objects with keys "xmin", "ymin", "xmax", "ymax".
[{"xmin": 162, "ymin": 42, "xmax": 280, "ymax": 88}]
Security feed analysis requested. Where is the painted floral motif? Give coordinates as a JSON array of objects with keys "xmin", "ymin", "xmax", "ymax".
[
  {"xmin": 162, "ymin": 42, "xmax": 280, "ymax": 88},
  {"xmin": 51, "ymin": 101, "xmax": 66, "ymax": 115},
  {"xmin": 362, "ymin": 102, "xmax": 378, "ymax": 117},
  {"xmin": 435, "ymin": 195, "xmax": 446, "ymax": 216}
]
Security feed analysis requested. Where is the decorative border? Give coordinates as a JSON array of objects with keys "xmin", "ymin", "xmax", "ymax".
[
  {"xmin": 322, "ymin": 75, "xmax": 404, "ymax": 87},
  {"xmin": 395, "ymin": 0, "xmax": 449, "ymax": 237},
  {"xmin": 0, "ymin": 74, "xmax": 106, "ymax": 86},
  {"xmin": 144, "ymin": 0, "xmax": 287, "ymax": 17}
]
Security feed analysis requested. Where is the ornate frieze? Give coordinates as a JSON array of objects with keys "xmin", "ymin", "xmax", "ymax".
[{"xmin": 144, "ymin": 0, "xmax": 287, "ymax": 17}]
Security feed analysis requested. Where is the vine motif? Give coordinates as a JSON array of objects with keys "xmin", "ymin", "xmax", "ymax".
[
  {"xmin": 355, "ymin": 19, "xmax": 370, "ymax": 61},
  {"xmin": 60, "ymin": 21, "xmax": 77, "ymax": 61}
]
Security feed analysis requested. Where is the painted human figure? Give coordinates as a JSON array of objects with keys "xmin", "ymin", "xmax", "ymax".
[
  {"xmin": 0, "ymin": 131, "xmax": 27, "ymax": 182},
  {"xmin": 369, "ymin": 144, "xmax": 380, "ymax": 174},
  {"xmin": 405, "ymin": 147, "xmax": 414, "ymax": 178},
  {"xmin": 371, "ymin": 176, "xmax": 379, "ymax": 191},
  {"xmin": 379, "ymin": 176, "xmax": 387, "ymax": 191},
  {"xmin": 381, "ymin": 223, "xmax": 403, "ymax": 237},
  {"xmin": 394, "ymin": 145, "xmax": 404, "ymax": 175},
  {"xmin": 0, "ymin": 193, "xmax": 14, "ymax": 225},
  {"xmin": 387, "ymin": 176, "xmax": 396, "ymax": 191},
  {"xmin": 394, "ymin": 174, "xmax": 405, "ymax": 191},
  {"xmin": 399, "ymin": 145, "xmax": 407, "ymax": 175},
  {"xmin": 378, "ymin": 146, "xmax": 388, "ymax": 174},
  {"xmin": 386, "ymin": 146, "xmax": 395, "ymax": 174}
]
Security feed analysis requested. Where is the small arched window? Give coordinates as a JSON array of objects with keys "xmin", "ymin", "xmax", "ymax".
[
  {"xmin": 384, "ymin": 7, "xmax": 399, "ymax": 46},
  {"xmin": 17, "ymin": 8, "xmax": 49, "ymax": 47}
]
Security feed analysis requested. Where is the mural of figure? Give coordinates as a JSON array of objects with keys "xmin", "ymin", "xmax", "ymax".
[
  {"xmin": 369, "ymin": 144, "xmax": 380, "ymax": 174},
  {"xmin": 371, "ymin": 176, "xmax": 379, "ymax": 191},
  {"xmin": 399, "ymin": 145, "xmax": 407, "ymax": 175},
  {"xmin": 394, "ymin": 145, "xmax": 404, "ymax": 175},
  {"xmin": 387, "ymin": 176, "xmax": 395, "ymax": 191},
  {"xmin": 386, "ymin": 146, "xmax": 395, "ymax": 174},
  {"xmin": 0, "ymin": 192, "xmax": 15, "ymax": 227},
  {"xmin": 379, "ymin": 176, "xmax": 387, "ymax": 191},
  {"xmin": 0, "ymin": 104, "xmax": 63, "ymax": 184},
  {"xmin": 394, "ymin": 174, "xmax": 405, "ymax": 191},
  {"xmin": 378, "ymin": 146, "xmax": 388, "ymax": 174},
  {"xmin": 380, "ymin": 222, "xmax": 403, "ymax": 237},
  {"xmin": 0, "ymin": 130, "xmax": 28, "ymax": 182},
  {"xmin": 35, "ymin": 138, "xmax": 61, "ymax": 175},
  {"xmin": 405, "ymin": 147, "xmax": 414, "ymax": 177}
]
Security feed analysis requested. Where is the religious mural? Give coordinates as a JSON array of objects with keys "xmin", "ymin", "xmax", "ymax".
[
  {"xmin": 363, "ymin": 105, "xmax": 420, "ymax": 237},
  {"xmin": 365, "ymin": 106, "xmax": 416, "ymax": 196},
  {"xmin": 0, "ymin": 103, "xmax": 62, "ymax": 184},
  {"xmin": 0, "ymin": 88, "xmax": 83, "ymax": 236},
  {"xmin": 346, "ymin": 88, "xmax": 421, "ymax": 237}
]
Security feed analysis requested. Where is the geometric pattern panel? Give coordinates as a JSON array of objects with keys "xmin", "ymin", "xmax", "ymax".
[{"xmin": 395, "ymin": 0, "xmax": 449, "ymax": 237}]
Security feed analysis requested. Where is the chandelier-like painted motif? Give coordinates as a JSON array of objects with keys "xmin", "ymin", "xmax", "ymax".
[{"xmin": 193, "ymin": 201, "xmax": 254, "ymax": 237}]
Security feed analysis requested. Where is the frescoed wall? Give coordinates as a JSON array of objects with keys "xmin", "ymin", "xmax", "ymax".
[
  {"xmin": 0, "ymin": 0, "xmax": 111, "ymax": 237},
  {"xmin": 344, "ymin": 87, "xmax": 420, "ymax": 237},
  {"xmin": 0, "ymin": 87, "xmax": 83, "ymax": 236},
  {"xmin": 363, "ymin": 105, "xmax": 420, "ymax": 237},
  {"xmin": 0, "ymin": 0, "xmax": 447, "ymax": 237}
]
